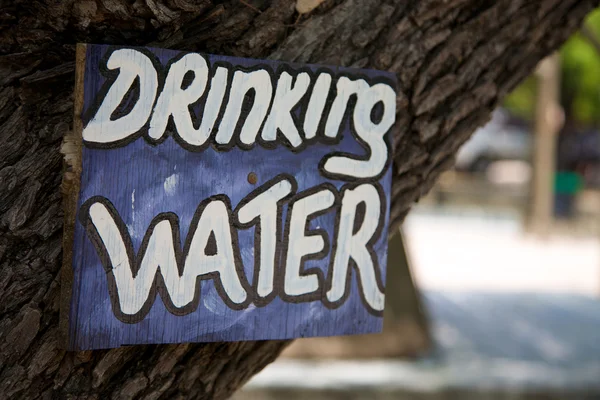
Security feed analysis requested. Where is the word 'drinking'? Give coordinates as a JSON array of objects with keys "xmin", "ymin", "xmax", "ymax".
[{"xmin": 83, "ymin": 48, "xmax": 396, "ymax": 180}]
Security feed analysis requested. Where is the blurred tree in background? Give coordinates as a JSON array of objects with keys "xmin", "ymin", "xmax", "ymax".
[{"xmin": 506, "ymin": 8, "xmax": 600, "ymax": 128}]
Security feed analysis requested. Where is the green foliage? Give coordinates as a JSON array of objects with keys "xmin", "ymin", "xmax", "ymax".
[
  {"xmin": 561, "ymin": 8, "xmax": 600, "ymax": 125},
  {"xmin": 503, "ymin": 76, "xmax": 536, "ymax": 120},
  {"xmin": 504, "ymin": 8, "xmax": 600, "ymax": 126}
]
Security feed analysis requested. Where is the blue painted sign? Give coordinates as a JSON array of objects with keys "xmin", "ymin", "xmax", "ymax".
[{"xmin": 64, "ymin": 44, "xmax": 396, "ymax": 350}]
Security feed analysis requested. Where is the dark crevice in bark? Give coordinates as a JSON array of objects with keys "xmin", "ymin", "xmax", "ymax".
[{"xmin": 0, "ymin": 0, "xmax": 598, "ymax": 399}]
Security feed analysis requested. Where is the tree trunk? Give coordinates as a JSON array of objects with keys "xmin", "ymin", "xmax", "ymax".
[
  {"xmin": 0, "ymin": 0, "xmax": 596, "ymax": 398},
  {"xmin": 527, "ymin": 53, "xmax": 562, "ymax": 235}
]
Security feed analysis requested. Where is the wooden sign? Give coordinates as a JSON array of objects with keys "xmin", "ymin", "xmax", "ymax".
[{"xmin": 61, "ymin": 44, "xmax": 396, "ymax": 350}]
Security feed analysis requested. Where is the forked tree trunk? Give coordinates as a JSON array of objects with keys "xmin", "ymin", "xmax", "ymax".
[{"xmin": 0, "ymin": 1, "xmax": 596, "ymax": 399}]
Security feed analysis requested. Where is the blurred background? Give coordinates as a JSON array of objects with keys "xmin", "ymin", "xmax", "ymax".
[{"xmin": 233, "ymin": 9, "xmax": 600, "ymax": 400}]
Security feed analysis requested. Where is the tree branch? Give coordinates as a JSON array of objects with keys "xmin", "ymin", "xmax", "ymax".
[{"xmin": 0, "ymin": 1, "xmax": 598, "ymax": 399}]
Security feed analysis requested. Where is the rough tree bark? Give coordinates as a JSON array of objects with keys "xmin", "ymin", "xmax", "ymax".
[{"xmin": 0, "ymin": 0, "xmax": 596, "ymax": 399}]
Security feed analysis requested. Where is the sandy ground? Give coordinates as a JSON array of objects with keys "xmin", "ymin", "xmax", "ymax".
[{"xmin": 404, "ymin": 208, "xmax": 600, "ymax": 296}]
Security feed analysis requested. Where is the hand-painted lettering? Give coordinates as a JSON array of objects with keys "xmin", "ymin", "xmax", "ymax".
[
  {"xmin": 80, "ymin": 177, "xmax": 385, "ymax": 321},
  {"xmin": 83, "ymin": 47, "xmax": 396, "ymax": 180},
  {"xmin": 69, "ymin": 44, "xmax": 395, "ymax": 348}
]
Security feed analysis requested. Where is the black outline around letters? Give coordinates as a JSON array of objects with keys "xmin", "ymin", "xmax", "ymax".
[
  {"xmin": 322, "ymin": 182, "xmax": 386, "ymax": 316},
  {"xmin": 78, "ymin": 45, "xmax": 394, "ymax": 325},
  {"xmin": 82, "ymin": 46, "xmax": 396, "ymax": 183},
  {"xmin": 233, "ymin": 173, "xmax": 298, "ymax": 307},
  {"xmin": 278, "ymin": 182, "xmax": 341, "ymax": 304},
  {"xmin": 79, "ymin": 194, "xmax": 253, "ymax": 324},
  {"xmin": 79, "ymin": 179, "xmax": 387, "ymax": 322}
]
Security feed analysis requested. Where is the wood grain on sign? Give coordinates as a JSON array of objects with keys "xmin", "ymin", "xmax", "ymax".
[{"xmin": 61, "ymin": 44, "xmax": 396, "ymax": 350}]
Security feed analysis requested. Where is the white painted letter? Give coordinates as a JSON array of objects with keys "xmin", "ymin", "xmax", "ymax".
[
  {"xmin": 261, "ymin": 71, "xmax": 310, "ymax": 148},
  {"xmin": 83, "ymin": 49, "xmax": 159, "ymax": 144},
  {"xmin": 326, "ymin": 184, "xmax": 384, "ymax": 312},
  {"xmin": 197, "ymin": 67, "xmax": 229, "ymax": 141},
  {"xmin": 186, "ymin": 200, "xmax": 247, "ymax": 305},
  {"xmin": 324, "ymin": 76, "xmax": 366, "ymax": 139},
  {"xmin": 148, "ymin": 53, "xmax": 210, "ymax": 145},
  {"xmin": 237, "ymin": 178, "xmax": 293, "ymax": 297},
  {"xmin": 216, "ymin": 69, "xmax": 273, "ymax": 146},
  {"xmin": 86, "ymin": 198, "xmax": 246, "ymax": 318},
  {"xmin": 303, "ymin": 72, "xmax": 332, "ymax": 139},
  {"xmin": 284, "ymin": 188, "xmax": 335, "ymax": 297},
  {"xmin": 323, "ymin": 80, "xmax": 396, "ymax": 179},
  {"xmin": 88, "ymin": 202, "xmax": 181, "ymax": 315}
]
